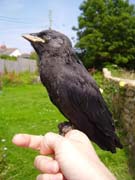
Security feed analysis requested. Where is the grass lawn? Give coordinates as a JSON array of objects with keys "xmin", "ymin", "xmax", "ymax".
[{"xmin": 0, "ymin": 84, "xmax": 133, "ymax": 180}]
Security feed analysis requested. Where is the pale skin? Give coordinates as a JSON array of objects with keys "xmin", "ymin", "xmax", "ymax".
[{"xmin": 12, "ymin": 130, "xmax": 116, "ymax": 180}]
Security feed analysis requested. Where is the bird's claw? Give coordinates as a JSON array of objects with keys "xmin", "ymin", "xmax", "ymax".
[{"xmin": 58, "ymin": 122, "xmax": 74, "ymax": 136}]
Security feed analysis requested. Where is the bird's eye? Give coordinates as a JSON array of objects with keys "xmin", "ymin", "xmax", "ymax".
[{"xmin": 43, "ymin": 35, "xmax": 51, "ymax": 41}]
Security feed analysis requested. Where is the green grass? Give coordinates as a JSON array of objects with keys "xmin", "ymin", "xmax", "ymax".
[
  {"xmin": 0, "ymin": 84, "xmax": 65, "ymax": 180},
  {"xmin": 0, "ymin": 84, "xmax": 133, "ymax": 180}
]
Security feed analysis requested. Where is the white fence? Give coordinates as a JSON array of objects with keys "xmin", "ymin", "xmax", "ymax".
[{"xmin": 0, "ymin": 58, "xmax": 38, "ymax": 74}]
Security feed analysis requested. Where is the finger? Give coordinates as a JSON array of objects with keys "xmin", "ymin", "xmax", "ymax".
[
  {"xmin": 36, "ymin": 173, "xmax": 64, "ymax": 180},
  {"xmin": 12, "ymin": 132, "xmax": 64, "ymax": 155},
  {"xmin": 12, "ymin": 134, "xmax": 43, "ymax": 150},
  {"xmin": 39, "ymin": 132, "xmax": 64, "ymax": 154},
  {"xmin": 34, "ymin": 155, "xmax": 59, "ymax": 173}
]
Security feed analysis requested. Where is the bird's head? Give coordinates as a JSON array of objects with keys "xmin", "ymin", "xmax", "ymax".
[{"xmin": 22, "ymin": 30, "xmax": 72, "ymax": 56}]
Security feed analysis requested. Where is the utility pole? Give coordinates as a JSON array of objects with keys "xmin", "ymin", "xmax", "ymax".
[{"xmin": 49, "ymin": 10, "xmax": 53, "ymax": 30}]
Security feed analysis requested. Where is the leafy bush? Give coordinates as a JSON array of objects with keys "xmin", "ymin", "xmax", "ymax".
[
  {"xmin": 1, "ymin": 72, "xmax": 39, "ymax": 87},
  {"xmin": 92, "ymin": 71, "xmax": 124, "ymax": 124},
  {"xmin": 93, "ymin": 70, "xmax": 135, "ymax": 179},
  {"xmin": 0, "ymin": 55, "xmax": 17, "ymax": 61},
  {"xmin": 29, "ymin": 51, "xmax": 38, "ymax": 60}
]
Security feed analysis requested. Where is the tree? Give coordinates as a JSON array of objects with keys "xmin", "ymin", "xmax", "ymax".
[
  {"xmin": 74, "ymin": 0, "xmax": 135, "ymax": 69},
  {"xmin": 29, "ymin": 51, "xmax": 38, "ymax": 60}
]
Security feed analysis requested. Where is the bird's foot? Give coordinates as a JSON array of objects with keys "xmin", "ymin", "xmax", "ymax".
[{"xmin": 58, "ymin": 122, "xmax": 74, "ymax": 136}]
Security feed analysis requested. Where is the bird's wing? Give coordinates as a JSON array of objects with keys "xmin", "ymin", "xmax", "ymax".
[{"xmin": 64, "ymin": 71, "xmax": 115, "ymax": 137}]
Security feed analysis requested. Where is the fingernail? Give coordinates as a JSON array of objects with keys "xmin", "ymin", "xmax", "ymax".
[{"xmin": 12, "ymin": 134, "xmax": 25, "ymax": 145}]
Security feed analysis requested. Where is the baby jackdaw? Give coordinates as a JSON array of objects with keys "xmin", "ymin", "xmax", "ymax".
[{"xmin": 23, "ymin": 30, "xmax": 122, "ymax": 153}]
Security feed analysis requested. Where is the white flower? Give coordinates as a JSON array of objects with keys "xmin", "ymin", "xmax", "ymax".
[
  {"xmin": 3, "ymin": 147, "xmax": 7, "ymax": 151},
  {"xmin": 119, "ymin": 81, "xmax": 126, "ymax": 87},
  {"xmin": 99, "ymin": 88, "xmax": 103, "ymax": 94},
  {"xmin": 1, "ymin": 139, "xmax": 6, "ymax": 142},
  {"xmin": 3, "ymin": 154, "xmax": 6, "ymax": 158}
]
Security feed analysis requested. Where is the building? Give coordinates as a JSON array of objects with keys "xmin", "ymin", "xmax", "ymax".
[{"xmin": 0, "ymin": 45, "xmax": 21, "ymax": 57}]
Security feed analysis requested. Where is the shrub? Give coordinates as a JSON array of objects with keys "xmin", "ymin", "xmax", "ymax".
[
  {"xmin": 29, "ymin": 51, "xmax": 38, "ymax": 60},
  {"xmin": 1, "ymin": 72, "xmax": 39, "ymax": 87},
  {"xmin": 92, "ymin": 70, "xmax": 122, "ymax": 122},
  {"xmin": 0, "ymin": 55, "xmax": 17, "ymax": 61}
]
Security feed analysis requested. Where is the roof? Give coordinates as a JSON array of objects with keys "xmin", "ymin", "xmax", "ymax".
[{"xmin": 0, "ymin": 48, "xmax": 17, "ymax": 55}]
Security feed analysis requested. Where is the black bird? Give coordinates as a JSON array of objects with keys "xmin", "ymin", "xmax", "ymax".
[{"xmin": 23, "ymin": 30, "xmax": 122, "ymax": 153}]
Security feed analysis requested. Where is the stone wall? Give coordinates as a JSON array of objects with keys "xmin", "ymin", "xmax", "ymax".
[
  {"xmin": 0, "ymin": 58, "xmax": 38, "ymax": 74},
  {"xmin": 103, "ymin": 68, "xmax": 135, "ymax": 171}
]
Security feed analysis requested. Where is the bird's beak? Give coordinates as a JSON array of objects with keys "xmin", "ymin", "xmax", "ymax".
[{"xmin": 22, "ymin": 34, "xmax": 45, "ymax": 43}]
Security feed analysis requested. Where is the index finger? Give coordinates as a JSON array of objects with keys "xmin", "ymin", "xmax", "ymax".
[
  {"xmin": 12, "ymin": 132, "xmax": 64, "ymax": 155},
  {"xmin": 12, "ymin": 134, "xmax": 43, "ymax": 150}
]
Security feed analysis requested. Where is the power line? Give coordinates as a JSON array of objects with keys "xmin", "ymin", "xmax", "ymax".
[
  {"xmin": 0, "ymin": 16, "xmax": 32, "ymax": 24},
  {"xmin": 0, "ymin": 19, "xmax": 31, "ymax": 24},
  {"xmin": 0, "ymin": 15, "xmax": 22, "ymax": 20},
  {"xmin": 0, "ymin": 18, "xmax": 32, "ymax": 24}
]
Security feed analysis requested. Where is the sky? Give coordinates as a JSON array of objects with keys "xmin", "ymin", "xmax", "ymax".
[{"xmin": 0, "ymin": 0, "xmax": 135, "ymax": 53}]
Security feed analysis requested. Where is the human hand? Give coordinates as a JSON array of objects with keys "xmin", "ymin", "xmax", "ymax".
[{"xmin": 12, "ymin": 130, "xmax": 116, "ymax": 180}]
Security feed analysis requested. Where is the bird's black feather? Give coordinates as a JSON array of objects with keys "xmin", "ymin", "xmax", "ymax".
[{"xmin": 23, "ymin": 29, "xmax": 123, "ymax": 153}]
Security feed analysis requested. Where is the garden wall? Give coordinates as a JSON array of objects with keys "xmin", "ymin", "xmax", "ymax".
[
  {"xmin": 103, "ymin": 68, "xmax": 135, "ymax": 168},
  {"xmin": 0, "ymin": 58, "xmax": 37, "ymax": 74}
]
